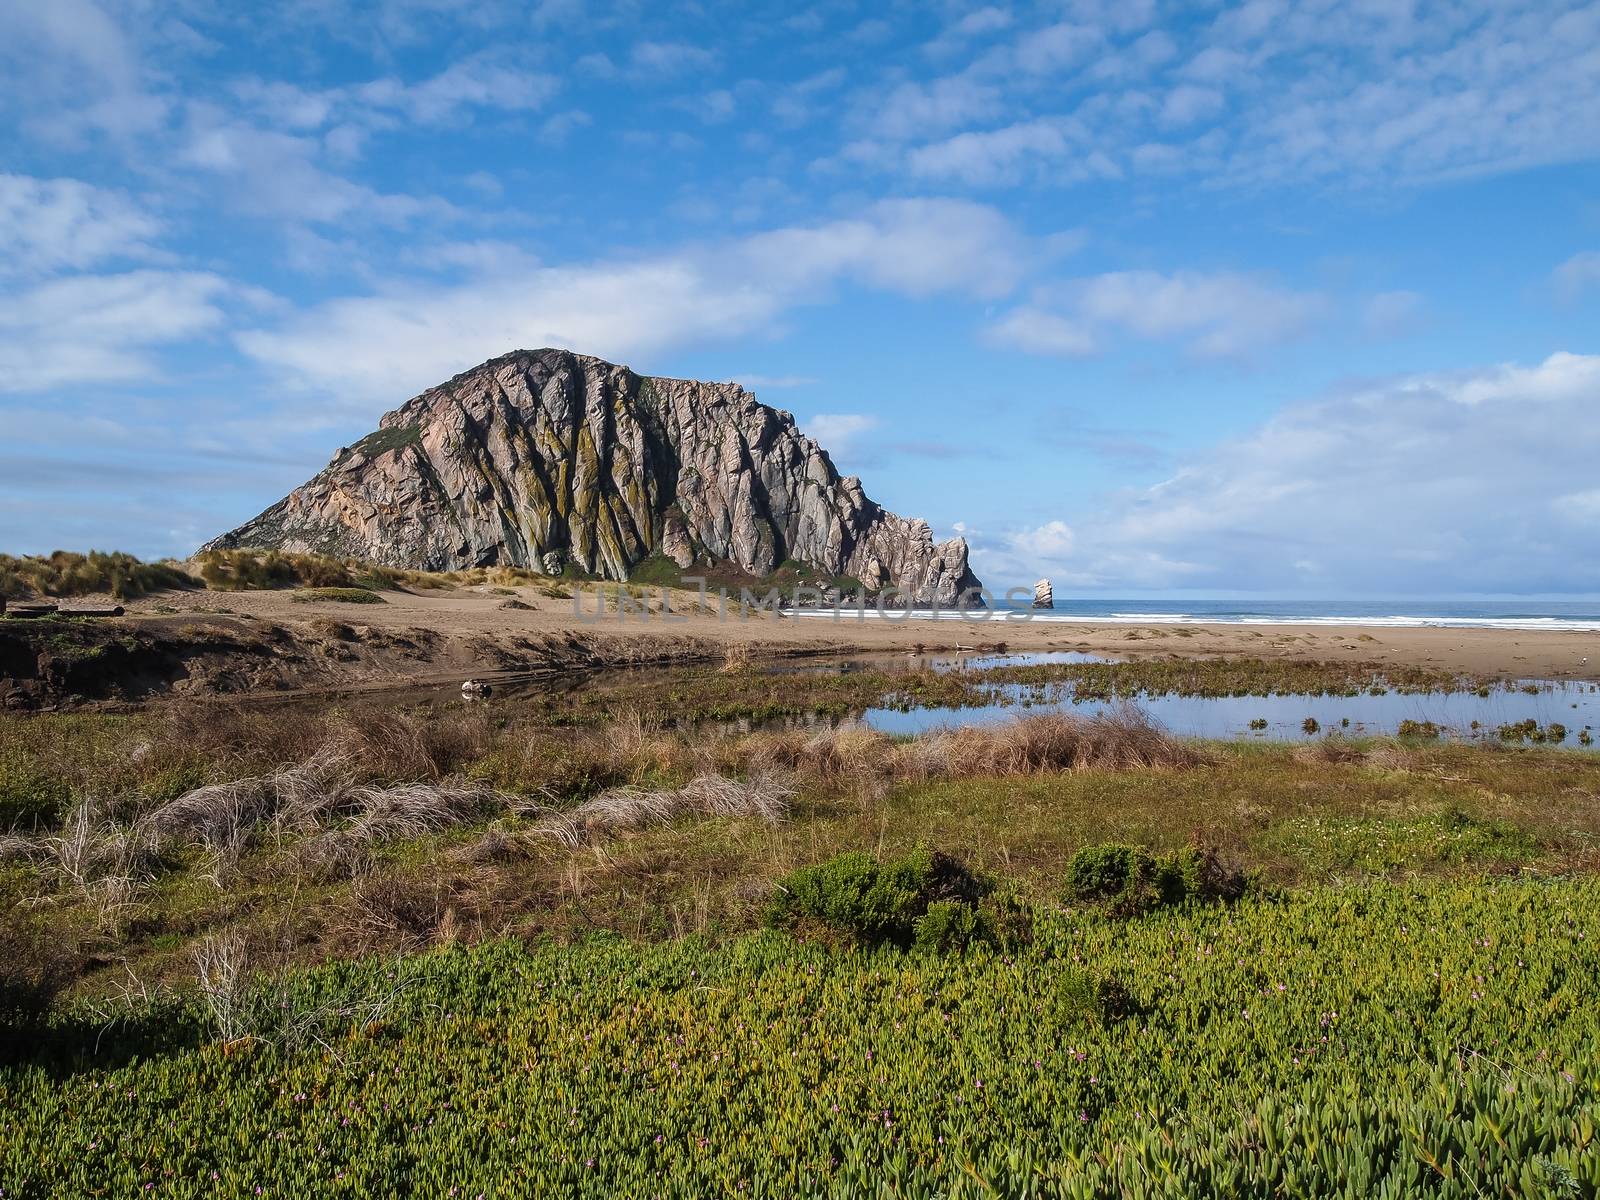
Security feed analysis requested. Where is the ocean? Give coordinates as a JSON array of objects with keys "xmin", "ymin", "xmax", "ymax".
[{"xmin": 789, "ymin": 598, "xmax": 1600, "ymax": 632}]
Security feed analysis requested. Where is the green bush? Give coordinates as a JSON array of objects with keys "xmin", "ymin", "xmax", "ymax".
[
  {"xmin": 289, "ymin": 587, "xmax": 386, "ymax": 605},
  {"xmin": 0, "ymin": 763, "xmax": 71, "ymax": 829},
  {"xmin": 767, "ymin": 847, "xmax": 999, "ymax": 950},
  {"xmin": 911, "ymin": 899, "xmax": 982, "ymax": 953},
  {"xmin": 1052, "ymin": 966, "xmax": 1136, "ymax": 1027},
  {"xmin": 1065, "ymin": 842, "xmax": 1245, "ymax": 915}
]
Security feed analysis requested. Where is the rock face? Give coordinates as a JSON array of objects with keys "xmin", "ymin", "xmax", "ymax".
[
  {"xmin": 205, "ymin": 349, "xmax": 983, "ymax": 604},
  {"xmin": 1033, "ymin": 578, "xmax": 1054, "ymax": 609}
]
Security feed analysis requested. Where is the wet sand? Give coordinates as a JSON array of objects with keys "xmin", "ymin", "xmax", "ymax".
[{"xmin": 114, "ymin": 583, "xmax": 1600, "ymax": 685}]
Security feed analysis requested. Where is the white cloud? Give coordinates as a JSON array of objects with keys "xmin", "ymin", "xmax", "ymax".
[
  {"xmin": 772, "ymin": 67, "xmax": 848, "ymax": 126},
  {"xmin": 990, "ymin": 269, "xmax": 1325, "ymax": 359},
  {"xmin": 867, "ymin": 76, "xmax": 1003, "ymax": 142},
  {"xmin": 924, "ymin": 7, "xmax": 1014, "ymax": 58},
  {"xmin": 539, "ymin": 110, "xmax": 593, "ymax": 144},
  {"xmin": 0, "ymin": 174, "xmax": 163, "ymax": 275},
  {"xmin": 352, "ymin": 55, "xmax": 559, "ymax": 124},
  {"xmin": 1011, "ymin": 21, "xmax": 1101, "ymax": 74},
  {"xmin": 0, "ymin": 270, "xmax": 234, "ymax": 392},
  {"xmin": 738, "ymin": 198, "xmax": 1028, "ymax": 299},
  {"xmin": 237, "ymin": 198, "xmax": 1032, "ymax": 402},
  {"xmin": 1159, "ymin": 84, "xmax": 1223, "ymax": 127},
  {"xmin": 982, "ymin": 307, "xmax": 1096, "ymax": 356},
  {"xmin": 803, "ymin": 414, "xmax": 879, "ymax": 457},
  {"xmin": 179, "ymin": 106, "xmax": 443, "ymax": 225},
  {"xmin": 630, "ymin": 41, "xmax": 718, "ymax": 76},
  {"xmin": 0, "ymin": 0, "xmax": 168, "ymax": 141},
  {"xmin": 1554, "ymin": 489, "xmax": 1600, "ymax": 522},
  {"xmin": 979, "ymin": 352, "xmax": 1600, "ymax": 593},
  {"xmin": 836, "ymin": 2, "xmax": 1600, "ymax": 193},
  {"xmin": 1553, "ymin": 251, "xmax": 1600, "ymax": 302},
  {"xmin": 1008, "ymin": 519, "xmax": 1076, "ymax": 558},
  {"xmin": 907, "ymin": 118, "xmax": 1083, "ymax": 185}
]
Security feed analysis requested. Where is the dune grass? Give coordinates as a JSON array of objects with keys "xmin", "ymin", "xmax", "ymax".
[{"xmin": 0, "ymin": 551, "xmax": 194, "ymax": 601}]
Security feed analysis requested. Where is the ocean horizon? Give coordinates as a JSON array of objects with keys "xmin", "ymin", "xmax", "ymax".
[{"xmin": 790, "ymin": 597, "xmax": 1600, "ymax": 633}]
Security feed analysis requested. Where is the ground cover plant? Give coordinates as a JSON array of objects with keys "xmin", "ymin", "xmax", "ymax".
[{"xmin": 2, "ymin": 879, "xmax": 1596, "ymax": 1196}]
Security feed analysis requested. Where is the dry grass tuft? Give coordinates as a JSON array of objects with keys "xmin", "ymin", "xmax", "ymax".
[
  {"xmin": 0, "ymin": 832, "xmax": 43, "ymax": 863},
  {"xmin": 36, "ymin": 799, "xmax": 156, "ymax": 932},
  {"xmin": 924, "ymin": 709, "xmax": 1202, "ymax": 775},
  {"xmin": 449, "ymin": 824, "xmax": 522, "ymax": 865},
  {"xmin": 733, "ymin": 709, "xmax": 1199, "ymax": 793},
  {"xmin": 325, "ymin": 871, "xmax": 477, "ymax": 955},
  {"xmin": 146, "ymin": 750, "xmax": 353, "ymax": 865},
  {"xmin": 535, "ymin": 770, "xmax": 794, "ymax": 848},
  {"xmin": 1292, "ymin": 738, "xmax": 1368, "ymax": 765},
  {"xmin": 1363, "ymin": 745, "xmax": 1416, "ymax": 772},
  {"xmin": 343, "ymin": 780, "xmax": 502, "ymax": 843}
]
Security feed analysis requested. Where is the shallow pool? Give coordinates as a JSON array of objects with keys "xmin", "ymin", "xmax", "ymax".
[{"xmin": 864, "ymin": 679, "xmax": 1600, "ymax": 746}]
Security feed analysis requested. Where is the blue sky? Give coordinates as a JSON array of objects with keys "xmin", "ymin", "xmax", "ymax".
[{"xmin": 3, "ymin": 0, "xmax": 1599, "ymax": 597}]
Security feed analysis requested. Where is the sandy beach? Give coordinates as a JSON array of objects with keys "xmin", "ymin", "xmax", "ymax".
[{"xmin": 108, "ymin": 581, "xmax": 1600, "ymax": 686}]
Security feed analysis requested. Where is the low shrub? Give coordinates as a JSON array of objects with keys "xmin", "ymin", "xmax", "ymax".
[
  {"xmin": 766, "ymin": 847, "xmax": 1013, "ymax": 951},
  {"xmin": 0, "ymin": 913, "xmax": 80, "ymax": 1030},
  {"xmin": 290, "ymin": 588, "xmax": 386, "ymax": 605},
  {"xmin": 1064, "ymin": 842, "xmax": 1246, "ymax": 916},
  {"xmin": 0, "ymin": 762, "xmax": 72, "ymax": 829},
  {"xmin": 196, "ymin": 549, "xmax": 356, "ymax": 591}
]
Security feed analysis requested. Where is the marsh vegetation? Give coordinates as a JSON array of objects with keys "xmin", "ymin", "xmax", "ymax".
[{"xmin": 3, "ymin": 656, "xmax": 1598, "ymax": 1196}]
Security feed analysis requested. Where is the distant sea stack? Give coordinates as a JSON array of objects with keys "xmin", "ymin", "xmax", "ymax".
[
  {"xmin": 1033, "ymin": 579, "xmax": 1054, "ymax": 609},
  {"xmin": 205, "ymin": 349, "xmax": 982, "ymax": 605}
]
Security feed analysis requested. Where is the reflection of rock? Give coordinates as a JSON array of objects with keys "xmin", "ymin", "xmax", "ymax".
[
  {"xmin": 203, "ymin": 348, "xmax": 983, "ymax": 604},
  {"xmin": 540, "ymin": 551, "xmax": 564, "ymax": 577},
  {"xmin": 1033, "ymin": 578, "xmax": 1054, "ymax": 609}
]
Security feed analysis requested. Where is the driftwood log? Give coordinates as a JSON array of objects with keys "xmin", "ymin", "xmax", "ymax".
[
  {"xmin": 4, "ymin": 603, "xmax": 59, "ymax": 618},
  {"xmin": 58, "ymin": 605, "xmax": 126, "ymax": 618}
]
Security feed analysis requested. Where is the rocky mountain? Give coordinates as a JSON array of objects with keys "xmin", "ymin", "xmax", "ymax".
[{"xmin": 205, "ymin": 349, "xmax": 983, "ymax": 604}]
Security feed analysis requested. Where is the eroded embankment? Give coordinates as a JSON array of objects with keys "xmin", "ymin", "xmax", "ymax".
[{"xmin": 0, "ymin": 615, "xmax": 824, "ymax": 710}]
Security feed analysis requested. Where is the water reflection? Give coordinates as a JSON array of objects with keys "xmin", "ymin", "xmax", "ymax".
[{"xmin": 864, "ymin": 680, "xmax": 1600, "ymax": 747}]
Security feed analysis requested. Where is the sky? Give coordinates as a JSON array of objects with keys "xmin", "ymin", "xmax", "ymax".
[{"xmin": 2, "ymin": 0, "xmax": 1599, "ymax": 598}]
